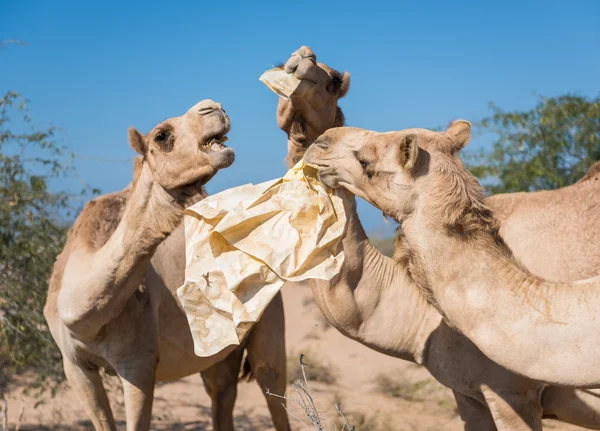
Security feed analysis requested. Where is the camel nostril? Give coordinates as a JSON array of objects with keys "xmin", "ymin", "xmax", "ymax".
[
  {"xmin": 314, "ymin": 140, "xmax": 328, "ymax": 149},
  {"xmin": 198, "ymin": 107, "xmax": 216, "ymax": 116}
]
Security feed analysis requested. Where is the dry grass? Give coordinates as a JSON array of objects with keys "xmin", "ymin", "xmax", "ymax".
[
  {"xmin": 287, "ymin": 352, "xmax": 337, "ymax": 385},
  {"xmin": 374, "ymin": 373, "xmax": 434, "ymax": 402},
  {"xmin": 333, "ymin": 411, "xmax": 393, "ymax": 431},
  {"xmin": 374, "ymin": 371, "xmax": 459, "ymax": 418}
]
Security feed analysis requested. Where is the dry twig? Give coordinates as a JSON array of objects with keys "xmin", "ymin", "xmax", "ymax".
[{"xmin": 265, "ymin": 353, "xmax": 355, "ymax": 431}]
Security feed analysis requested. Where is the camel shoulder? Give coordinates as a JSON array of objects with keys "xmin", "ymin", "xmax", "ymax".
[
  {"xmin": 45, "ymin": 187, "xmax": 132, "ymax": 310},
  {"xmin": 69, "ymin": 187, "xmax": 132, "ymax": 251}
]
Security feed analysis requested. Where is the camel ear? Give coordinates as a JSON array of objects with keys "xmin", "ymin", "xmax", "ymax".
[
  {"xmin": 328, "ymin": 71, "xmax": 351, "ymax": 98},
  {"xmin": 446, "ymin": 120, "xmax": 471, "ymax": 151},
  {"xmin": 339, "ymin": 72, "xmax": 351, "ymax": 98},
  {"xmin": 128, "ymin": 127, "xmax": 146, "ymax": 155},
  {"xmin": 398, "ymin": 133, "xmax": 419, "ymax": 171}
]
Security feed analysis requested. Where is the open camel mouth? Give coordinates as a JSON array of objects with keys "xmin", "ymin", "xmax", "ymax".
[{"xmin": 203, "ymin": 134, "xmax": 229, "ymax": 152}]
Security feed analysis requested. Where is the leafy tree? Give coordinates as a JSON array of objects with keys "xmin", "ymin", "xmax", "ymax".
[
  {"xmin": 468, "ymin": 94, "xmax": 600, "ymax": 194},
  {"xmin": 0, "ymin": 90, "xmax": 97, "ymax": 399}
]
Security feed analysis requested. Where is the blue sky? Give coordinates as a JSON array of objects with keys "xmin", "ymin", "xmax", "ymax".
[{"xmin": 2, "ymin": 0, "xmax": 599, "ymax": 235}]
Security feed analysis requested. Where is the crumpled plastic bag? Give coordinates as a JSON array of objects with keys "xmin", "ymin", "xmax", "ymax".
[
  {"xmin": 177, "ymin": 160, "xmax": 347, "ymax": 357},
  {"xmin": 259, "ymin": 67, "xmax": 301, "ymax": 99}
]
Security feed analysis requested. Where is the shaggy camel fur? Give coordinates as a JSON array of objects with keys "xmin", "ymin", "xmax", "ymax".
[
  {"xmin": 304, "ymin": 123, "xmax": 600, "ymax": 389},
  {"xmin": 45, "ymin": 101, "xmax": 290, "ymax": 431},
  {"xmin": 303, "ymin": 129, "xmax": 600, "ymax": 430}
]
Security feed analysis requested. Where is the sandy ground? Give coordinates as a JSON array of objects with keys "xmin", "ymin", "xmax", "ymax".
[{"xmin": 4, "ymin": 284, "xmax": 587, "ymax": 430}]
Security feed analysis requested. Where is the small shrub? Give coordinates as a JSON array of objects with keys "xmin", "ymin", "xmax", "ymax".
[
  {"xmin": 333, "ymin": 411, "xmax": 392, "ymax": 431},
  {"xmin": 374, "ymin": 373, "xmax": 433, "ymax": 402}
]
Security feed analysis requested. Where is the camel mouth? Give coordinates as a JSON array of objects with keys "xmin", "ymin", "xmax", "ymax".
[{"xmin": 203, "ymin": 135, "xmax": 229, "ymax": 152}]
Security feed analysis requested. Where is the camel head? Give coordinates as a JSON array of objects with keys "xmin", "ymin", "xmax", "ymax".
[
  {"xmin": 304, "ymin": 121, "xmax": 490, "ymax": 230},
  {"xmin": 128, "ymin": 99, "xmax": 232, "ymax": 203},
  {"xmin": 277, "ymin": 46, "xmax": 350, "ymax": 167}
]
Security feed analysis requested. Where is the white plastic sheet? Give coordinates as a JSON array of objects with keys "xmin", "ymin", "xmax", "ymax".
[{"xmin": 259, "ymin": 67, "xmax": 301, "ymax": 99}]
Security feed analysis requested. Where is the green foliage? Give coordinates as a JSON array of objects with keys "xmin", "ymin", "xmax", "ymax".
[
  {"xmin": 468, "ymin": 94, "xmax": 600, "ymax": 193},
  {"xmin": 0, "ymin": 91, "xmax": 96, "ymax": 396}
]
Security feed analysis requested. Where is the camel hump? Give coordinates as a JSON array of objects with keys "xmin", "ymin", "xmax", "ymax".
[
  {"xmin": 578, "ymin": 161, "xmax": 600, "ymax": 183},
  {"xmin": 69, "ymin": 188, "xmax": 131, "ymax": 251}
]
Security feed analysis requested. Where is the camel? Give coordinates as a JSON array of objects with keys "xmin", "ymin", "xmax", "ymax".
[
  {"xmin": 275, "ymin": 47, "xmax": 600, "ymax": 430},
  {"xmin": 487, "ymin": 163, "xmax": 600, "ymax": 281},
  {"xmin": 281, "ymin": 46, "xmax": 600, "ymax": 429},
  {"xmin": 302, "ymin": 122, "xmax": 600, "ymax": 390},
  {"xmin": 276, "ymin": 46, "xmax": 350, "ymax": 167},
  {"xmin": 44, "ymin": 100, "xmax": 290, "ymax": 431}
]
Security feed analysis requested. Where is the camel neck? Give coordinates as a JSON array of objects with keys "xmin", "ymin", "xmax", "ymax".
[
  {"xmin": 287, "ymin": 136, "xmax": 312, "ymax": 168},
  {"xmin": 309, "ymin": 198, "xmax": 441, "ymax": 365},
  {"xmin": 117, "ymin": 163, "xmax": 183, "ymax": 257},
  {"xmin": 407, "ymin": 222, "xmax": 535, "ymax": 327},
  {"xmin": 403, "ymin": 214, "xmax": 600, "ymax": 386},
  {"xmin": 281, "ymin": 100, "xmax": 343, "ymax": 168},
  {"xmin": 57, "ymin": 163, "xmax": 184, "ymax": 339}
]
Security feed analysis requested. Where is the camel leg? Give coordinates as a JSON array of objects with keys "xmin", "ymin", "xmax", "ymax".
[
  {"xmin": 116, "ymin": 356, "xmax": 157, "ymax": 431},
  {"xmin": 541, "ymin": 387, "xmax": 600, "ymax": 429},
  {"xmin": 63, "ymin": 358, "xmax": 116, "ymax": 431},
  {"xmin": 245, "ymin": 292, "xmax": 291, "ymax": 431},
  {"xmin": 453, "ymin": 391, "xmax": 496, "ymax": 431},
  {"xmin": 481, "ymin": 386, "xmax": 543, "ymax": 431},
  {"xmin": 200, "ymin": 347, "xmax": 245, "ymax": 431}
]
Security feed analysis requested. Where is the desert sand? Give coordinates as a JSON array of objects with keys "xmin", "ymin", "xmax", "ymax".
[{"xmin": 4, "ymin": 284, "xmax": 583, "ymax": 430}]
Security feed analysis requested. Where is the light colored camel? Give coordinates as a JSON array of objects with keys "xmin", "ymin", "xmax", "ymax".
[
  {"xmin": 303, "ymin": 127, "xmax": 600, "ymax": 430},
  {"xmin": 44, "ymin": 100, "xmax": 290, "ymax": 431},
  {"xmin": 276, "ymin": 46, "xmax": 350, "ymax": 167},
  {"xmin": 303, "ymin": 123, "xmax": 600, "ymax": 389},
  {"xmin": 488, "ymin": 161, "xmax": 600, "ymax": 282}
]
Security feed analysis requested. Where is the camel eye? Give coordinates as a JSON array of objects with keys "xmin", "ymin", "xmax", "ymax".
[
  {"xmin": 155, "ymin": 131, "xmax": 169, "ymax": 143},
  {"xmin": 360, "ymin": 160, "xmax": 368, "ymax": 169}
]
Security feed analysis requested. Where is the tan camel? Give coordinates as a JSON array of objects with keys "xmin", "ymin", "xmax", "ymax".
[
  {"xmin": 488, "ymin": 161, "xmax": 600, "ymax": 281},
  {"xmin": 281, "ymin": 47, "xmax": 600, "ymax": 429},
  {"xmin": 302, "ymin": 123, "xmax": 600, "ymax": 389},
  {"xmin": 276, "ymin": 46, "xmax": 350, "ymax": 167},
  {"xmin": 303, "ymin": 130, "xmax": 600, "ymax": 430},
  {"xmin": 44, "ymin": 100, "xmax": 290, "ymax": 431}
]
